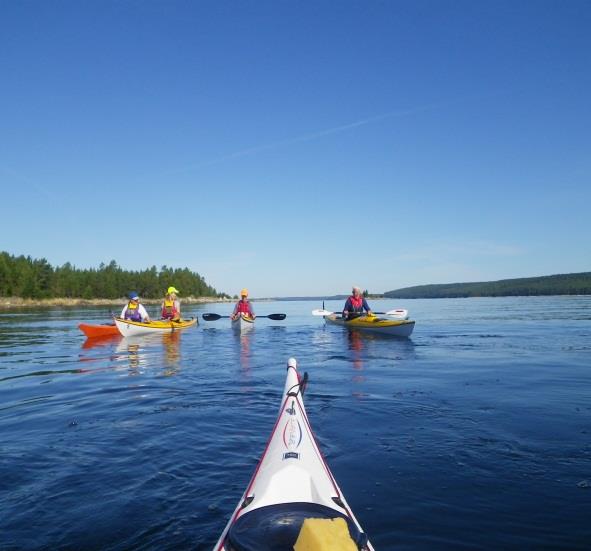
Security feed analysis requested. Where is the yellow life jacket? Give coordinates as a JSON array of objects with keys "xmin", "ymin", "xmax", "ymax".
[{"xmin": 125, "ymin": 301, "xmax": 142, "ymax": 321}]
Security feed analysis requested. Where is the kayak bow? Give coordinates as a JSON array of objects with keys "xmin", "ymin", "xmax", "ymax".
[
  {"xmin": 231, "ymin": 313, "xmax": 255, "ymax": 332},
  {"xmin": 214, "ymin": 358, "xmax": 374, "ymax": 551},
  {"xmin": 78, "ymin": 322, "xmax": 119, "ymax": 338}
]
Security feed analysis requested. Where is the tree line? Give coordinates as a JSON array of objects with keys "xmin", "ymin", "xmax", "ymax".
[
  {"xmin": 0, "ymin": 251, "xmax": 226, "ymax": 299},
  {"xmin": 384, "ymin": 272, "xmax": 591, "ymax": 299}
]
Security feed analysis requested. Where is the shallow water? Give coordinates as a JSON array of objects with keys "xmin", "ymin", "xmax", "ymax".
[{"xmin": 0, "ymin": 297, "xmax": 590, "ymax": 550}]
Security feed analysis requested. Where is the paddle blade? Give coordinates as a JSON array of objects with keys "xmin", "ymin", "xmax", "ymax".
[
  {"xmin": 312, "ymin": 309, "xmax": 333, "ymax": 316},
  {"xmin": 202, "ymin": 313, "xmax": 222, "ymax": 321},
  {"xmin": 384, "ymin": 308, "xmax": 409, "ymax": 320},
  {"xmin": 266, "ymin": 313, "xmax": 286, "ymax": 320}
]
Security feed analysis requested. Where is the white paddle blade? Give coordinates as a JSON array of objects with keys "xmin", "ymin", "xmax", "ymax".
[
  {"xmin": 384, "ymin": 308, "xmax": 409, "ymax": 320},
  {"xmin": 312, "ymin": 309, "xmax": 334, "ymax": 316}
]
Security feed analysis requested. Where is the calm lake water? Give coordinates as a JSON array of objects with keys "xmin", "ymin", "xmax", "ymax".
[{"xmin": 1, "ymin": 297, "xmax": 590, "ymax": 550}]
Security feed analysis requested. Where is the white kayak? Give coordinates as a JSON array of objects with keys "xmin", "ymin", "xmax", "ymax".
[
  {"xmin": 231, "ymin": 313, "xmax": 255, "ymax": 332},
  {"xmin": 214, "ymin": 358, "xmax": 374, "ymax": 551},
  {"xmin": 114, "ymin": 317, "xmax": 197, "ymax": 337}
]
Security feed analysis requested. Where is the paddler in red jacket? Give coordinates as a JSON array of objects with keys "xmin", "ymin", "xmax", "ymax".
[
  {"xmin": 161, "ymin": 286, "xmax": 181, "ymax": 320},
  {"xmin": 342, "ymin": 286, "xmax": 372, "ymax": 320},
  {"xmin": 230, "ymin": 288, "xmax": 256, "ymax": 320}
]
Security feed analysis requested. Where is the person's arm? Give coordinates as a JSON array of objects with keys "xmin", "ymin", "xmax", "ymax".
[
  {"xmin": 363, "ymin": 298, "xmax": 372, "ymax": 315},
  {"xmin": 342, "ymin": 298, "xmax": 352, "ymax": 317},
  {"xmin": 231, "ymin": 303, "xmax": 238, "ymax": 320},
  {"xmin": 249, "ymin": 302, "xmax": 255, "ymax": 318},
  {"xmin": 120, "ymin": 306, "xmax": 127, "ymax": 318},
  {"xmin": 175, "ymin": 299, "xmax": 181, "ymax": 319},
  {"xmin": 140, "ymin": 304, "xmax": 151, "ymax": 322}
]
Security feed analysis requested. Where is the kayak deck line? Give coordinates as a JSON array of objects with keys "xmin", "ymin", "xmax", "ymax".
[
  {"xmin": 113, "ymin": 317, "xmax": 197, "ymax": 328},
  {"xmin": 214, "ymin": 358, "xmax": 374, "ymax": 550},
  {"xmin": 113, "ymin": 317, "xmax": 198, "ymax": 337}
]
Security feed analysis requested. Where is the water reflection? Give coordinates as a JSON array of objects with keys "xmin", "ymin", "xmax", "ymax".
[
  {"xmin": 162, "ymin": 332, "xmax": 181, "ymax": 376},
  {"xmin": 310, "ymin": 323, "xmax": 334, "ymax": 347},
  {"xmin": 234, "ymin": 330, "xmax": 252, "ymax": 372},
  {"xmin": 81, "ymin": 334, "xmax": 121, "ymax": 349},
  {"xmin": 346, "ymin": 331, "xmax": 369, "ymax": 398},
  {"xmin": 347, "ymin": 331, "xmax": 365, "ymax": 372},
  {"xmin": 127, "ymin": 342, "xmax": 142, "ymax": 374},
  {"xmin": 109, "ymin": 333, "xmax": 184, "ymax": 377},
  {"xmin": 115, "ymin": 337, "xmax": 150, "ymax": 375}
]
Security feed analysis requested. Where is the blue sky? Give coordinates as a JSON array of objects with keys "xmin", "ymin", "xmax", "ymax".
[{"xmin": 2, "ymin": 1, "xmax": 590, "ymax": 297}]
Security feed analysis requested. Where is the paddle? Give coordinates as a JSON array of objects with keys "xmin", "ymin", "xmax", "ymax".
[
  {"xmin": 312, "ymin": 308, "xmax": 409, "ymax": 319},
  {"xmin": 202, "ymin": 313, "xmax": 286, "ymax": 321}
]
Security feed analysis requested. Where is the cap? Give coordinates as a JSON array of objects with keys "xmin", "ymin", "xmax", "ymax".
[
  {"xmin": 167, "ymin": 286, "xmax": 179, "ymax": 295},
  {"xmin": 128, "ymin": 291, "xmax": 139, "ymax": 300},
  {"xmin": 240, "ymin": 288, "xmax": 248, "ymax": 296}
]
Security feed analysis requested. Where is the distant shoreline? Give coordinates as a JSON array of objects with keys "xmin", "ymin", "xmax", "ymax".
[
  {"xmin": 384, "ymin": 271, "xmax": 591, "ymax": 299},
  {"xmin": 0, "ymin": 296, "xmax": 233, "ymax": 310}
]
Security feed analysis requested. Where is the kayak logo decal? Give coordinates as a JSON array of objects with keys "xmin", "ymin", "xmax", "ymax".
[
  {"xmin": 282, "ymin": 418, "xmax": 302, "ymax": 450},
  {"xmin": 283, "ymin": 451, "xmax": 300, "ymax": 460},
  {"xmin": 286, "ymin": 400, "xmax": 296, "ymax": 416}
]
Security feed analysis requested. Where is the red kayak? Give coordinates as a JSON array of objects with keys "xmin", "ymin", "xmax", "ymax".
[{"xmin": 78, "ymin": 323, "xmax": 119, "ymax": 338}]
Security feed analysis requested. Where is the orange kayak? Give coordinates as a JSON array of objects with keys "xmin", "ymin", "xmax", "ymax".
[{"xmin": 78, "ymin": 323, "xmax": 120, "ymax": 338}]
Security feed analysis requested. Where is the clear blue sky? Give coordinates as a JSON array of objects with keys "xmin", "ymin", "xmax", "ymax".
[{"xmin": 2, "ymin": 1, "xmax": 590, "ymax": 297}]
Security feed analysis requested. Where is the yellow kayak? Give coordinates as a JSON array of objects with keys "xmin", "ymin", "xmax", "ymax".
[
  {"xmin": 114, "ymin": 317, "xmax": 198, "ymax": 337},
  {"xmin": 325, "ymin": 313, "xmax": 414, "ymax": 337}
]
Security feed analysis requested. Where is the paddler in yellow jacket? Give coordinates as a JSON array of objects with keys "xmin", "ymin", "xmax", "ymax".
[{"xmin": 161, "ymin": 286, "xmax": 181, "ymax": 321}]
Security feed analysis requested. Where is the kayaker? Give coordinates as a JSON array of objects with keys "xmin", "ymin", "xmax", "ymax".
[
  {"xmin": 342, "ymin": 286, "xmax": 372, "ymax": 320},
  {"xmin": 161, "ymin": 286, "xmax": 181, "ymax": 321},
  {"xmin": 230, "ymin": 288, "xmax": 256, "ymax": 320},
  {"xmin": 121, "ymin": 291, "xmax": 151, "ymax": 323}
]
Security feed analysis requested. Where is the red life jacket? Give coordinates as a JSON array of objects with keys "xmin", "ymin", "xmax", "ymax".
[
  {"xmin": 349, "ymin": 295, "xmax": 363, "ymax": 311},
  {"xmin": 161, "ymin": 298, "xmax": 179, "ymax": 319},
  {"xmin": 236, "ymin": 300, "xmax": 252, "ymax": 315}
]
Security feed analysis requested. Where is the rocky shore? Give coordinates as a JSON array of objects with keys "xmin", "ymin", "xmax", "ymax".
[{"xmin": 0, "ymin": 296, "xmax": 234, "ymax": 309}]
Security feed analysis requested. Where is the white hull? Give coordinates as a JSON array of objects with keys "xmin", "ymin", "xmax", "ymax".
[
  {"xmin": 114, "ymin": 317, "xmax": 197, "ymax": 337},
  {"xmin": 214, "ymin": 358, "xmax": 373, "ymax": 550},
  {"xmin": 231, "ymin": 314, "xmax": 254, "ymax": 332}
]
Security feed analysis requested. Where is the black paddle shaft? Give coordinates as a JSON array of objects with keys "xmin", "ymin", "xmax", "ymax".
[{"xmin": 202, "ymin": 313, "xmax": 286, "ymax": 321}]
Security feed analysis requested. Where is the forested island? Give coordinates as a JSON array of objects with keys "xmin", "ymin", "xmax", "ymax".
[
  {"xmin": 0, "ymin": 251, "xmax": 226, "ymax": 300},
  {"xmin": 384, "ymin": 272, "xmax": 591, "ymax": 299}
]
